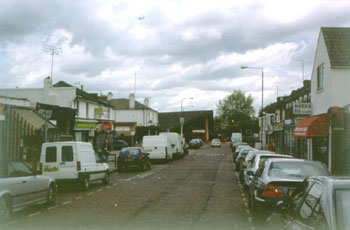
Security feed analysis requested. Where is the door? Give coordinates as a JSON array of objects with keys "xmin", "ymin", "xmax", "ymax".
[
  {"xmin": 4, "ymin": 162, "xmax": 25, "ymax": 209},
  {"xmin": 42, "ymin": 146, "xmax": 60, "ymax": 179},
  {"xmin": 59, "ymin": 145, "xmax": 77, "ymax": 179}
]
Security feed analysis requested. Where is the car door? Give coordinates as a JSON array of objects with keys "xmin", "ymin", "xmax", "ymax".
[
  {"xmin": 59, "ymin": 144, "xmax": 76, "ymax": 179},
  {"xmin": 2, "ymin": 162, "xmax": 25, "ymax": 209},
  {"xmin": 9, "ymin": 161, "xmax": 44, "ymax": 205},
  {"xmin": 287, "ymin": 181, "xmax": 327, "ymax": 230}
]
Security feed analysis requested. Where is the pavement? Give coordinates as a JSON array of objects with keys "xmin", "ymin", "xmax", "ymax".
[{"xmin": 2, "ymin": 143, "xmax": 254, "ymax": 230}]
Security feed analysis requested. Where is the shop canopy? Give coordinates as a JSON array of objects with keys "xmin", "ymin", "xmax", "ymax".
[{"xmin": 294, "ymin": 114, "xmax": 329, "ymax": 139}]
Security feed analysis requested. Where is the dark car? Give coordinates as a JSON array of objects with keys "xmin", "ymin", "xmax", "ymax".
[
  {"xmin": 113, "ymin": 140, "xmax": 129, "ymax": 150},
  {"xmin": 266, "ymin": 176, "xmax": 350, "ymax": 230},
  {"xmin": 189, "ymin": 139, "xmax": 201, "ymax": 149},
  {"xmin": 248, "ymin": 158, "xmax": 330, "ymax": 222},
  {"xmin": 117, "ymin": 147, "xmax": 151, "ymax": 172}
]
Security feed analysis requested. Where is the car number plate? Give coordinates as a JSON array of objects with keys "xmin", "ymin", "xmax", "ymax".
[{"xmin": 125, "ymin": 159, "xmax": 134, "ymax": 162}]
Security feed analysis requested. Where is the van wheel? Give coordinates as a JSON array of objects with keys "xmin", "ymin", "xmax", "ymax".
[
  {"xmin": 102, "ymin": 171, "xmax": 110, "ymax": 184},
  {"xmin": 0, "ymin": 197, "xmax": 11, "ymax": 222},
  {"xmin": 81, "ymin": 176, "xmax": 90, "ymax": 191},
  {"xmin": 46, "ymin": 184, "xmax": 56, "ymax": 205}
]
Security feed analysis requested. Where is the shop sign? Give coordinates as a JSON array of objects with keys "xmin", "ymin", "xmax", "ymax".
[
  {"xmin": 101, "ymin": 121, "xmax": 113, "ymax": 130},
  {"xmin": 74, "ymin": 122, "xmax": 96, "ymax": 130},
  {"xmin": 274, "ymin": 123, "xmax": 284, "ymax": 131},
  {"xmin": 293, "ymin": 103, "xmax": 312, "ymax": 115},
  {"xmin": 95, "ymin": 108, "xmax": 103, "ymax": 115},
  {"xmin": 89, "ymin": 129, "xmax": 95, "ymax": 137},
  {"xmin": 115, "ymin": 127, "xmax": 130, "ymax": 132}
]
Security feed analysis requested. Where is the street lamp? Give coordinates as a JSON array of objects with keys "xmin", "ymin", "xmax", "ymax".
[
  {"xmin": 180, "ymin": 97, "xmax": 193, "ymax": 137},
  {"xmin": 240, "ymin": 66, "xmax": 264, "ymax": 115}
]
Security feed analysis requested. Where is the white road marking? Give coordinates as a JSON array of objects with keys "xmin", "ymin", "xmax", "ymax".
[
  {"xmin": 28, "ymin": 212, "xmax": 41, "ymax": 217},
  {"xmin": 87, "ymin": 192, "xmax": 94, "ymax": 196},
  {"xmin": 63, "ymin": 200, "xmax": 72, "ymax": 205},
  {"xmin": 76, "ymin": 196, "xmax": 82, "ymax": 200},
  {"xmin": 97, "ymin": 188, "xmax": 103, "ymax": 192},
  {"xmin": 246, "ymin": 209, "xmax": 250, "ymax": 214},
  {"xmin": 5, "ymin": 220, "xmax": 19, "ymax": 226},
  {"xmin": 113, "ymin": 183, "xmax": 118, "ymax": 186},
  {"xmin": 47, "ymin": 205, "xmax": 58, "ymax": 210},
  {"xmin": 106, "ymin": 186, "xmax": 112, "ymax": 189},
  {"xmin": 244, "ymin": 203, "xmax": 248, "ymax": 208},
  {"xmin": 248, "ymin": 217, "xmax": 253, "ymax": 223}
]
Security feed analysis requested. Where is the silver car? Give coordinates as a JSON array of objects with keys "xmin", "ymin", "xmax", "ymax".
[{"xmin": 0, "ymin": 160, "xmax": 57, "ymax": 221}]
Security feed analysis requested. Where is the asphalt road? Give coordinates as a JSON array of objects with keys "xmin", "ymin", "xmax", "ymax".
[{"xmin": 3, "ymin": 142, "xmax": 254, "ymax": 230}]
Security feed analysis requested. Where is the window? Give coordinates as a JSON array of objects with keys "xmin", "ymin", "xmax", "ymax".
[
  {"xmin": 9, "ymin": 161, "xmax": 34, "ymax": 177},
  {"xmin": 317, "ymin": 64, "xmax": 324, "ymax": 91},
  {"xmin": 46, "ymin": 146, "xmax": 57, "ymax": 162},
  {"xmin": 62, "ymin": 146, "xmax": 74, "ymax": 162},
  {"xmin": 86, "ymin": 103, "xmax": 89, "ymax": 118}
]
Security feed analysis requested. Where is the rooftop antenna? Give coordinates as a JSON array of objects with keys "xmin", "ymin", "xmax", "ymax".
[{"xmin": 42, "ymin": 45, "xmax": 62, "ymax": 82}]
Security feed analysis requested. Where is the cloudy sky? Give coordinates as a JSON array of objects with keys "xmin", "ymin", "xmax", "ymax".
[{"xmin": 0, "ymin": 0, "xmax": 350, "ymax": 114}]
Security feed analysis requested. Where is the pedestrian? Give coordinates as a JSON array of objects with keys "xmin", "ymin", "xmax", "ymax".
[
  {"xmin": 268, "ymin": 142, "xmax": 275, "ymax": 152},
  {"xmin": 102, "ymin": 138, "xmax": 111, "ymax": 163}
]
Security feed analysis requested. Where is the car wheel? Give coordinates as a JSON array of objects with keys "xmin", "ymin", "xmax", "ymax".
[
  {"xmin": 0, "ymin": 197, "xmax": 11, "ymax": 222},
  {"xmin": 46, "ymin": 184, "xmax": 56, "ymax": 205},
  {"xmin": 81, "ymin": 176, "xmax": 90, "ymax": 191},
  {"xmin": 102, "ymin": 171, "xmax": 110, "ymax": 184}
]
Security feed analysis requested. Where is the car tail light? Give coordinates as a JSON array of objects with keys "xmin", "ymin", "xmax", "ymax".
[
  {"xmin": 263, "ymin": 184, "xmax": 284, "ymax": 198},
  {"xmin": 77, "ymin": 161, "xmax": 81, "ymax": 171}
]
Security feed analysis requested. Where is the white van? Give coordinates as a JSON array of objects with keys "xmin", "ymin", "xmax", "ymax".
[
  {"xmin": 231, "ymin": 133, "xmax": 242, "ymax": 144},
  {"xmin": 40, "ymin": 142, "xmax": 109, "ymax": 190},
  {"xmin": 142, "ymin": 136, "xmax": 172, "ymax": 162},
  {"xmin": 159, "ymin": 132, "xmax": 184, "ymax": 160}
]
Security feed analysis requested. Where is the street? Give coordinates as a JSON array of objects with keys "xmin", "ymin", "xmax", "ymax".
[{"xmin": 3, "ymin": 142, "xmax": 253, "ymax": 230}]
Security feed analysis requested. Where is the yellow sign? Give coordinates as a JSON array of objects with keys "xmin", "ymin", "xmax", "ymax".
[
  {"xmin": 43, "ymin": 167, "xmax": 58, "ymax": 172},
  {"xmin": 74, "ymin": 122, "xmax": 96, "ymax": 130}
]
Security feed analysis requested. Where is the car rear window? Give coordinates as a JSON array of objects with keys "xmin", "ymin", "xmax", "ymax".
[
  {"xmin": 336, "ymin": 189, "xmax": 350, "ymax": 230},
  {"xmin": 268, "ymin": 162, "xmax": 329, "ymax": 178},
  {"xmin": 46, "ymin": 146, "xmax": 57, "ymax": 162}
]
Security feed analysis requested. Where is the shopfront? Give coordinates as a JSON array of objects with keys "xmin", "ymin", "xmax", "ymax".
[{"xmin": 74, "ymin": 120, "xmax": 97, "ymax": 142}]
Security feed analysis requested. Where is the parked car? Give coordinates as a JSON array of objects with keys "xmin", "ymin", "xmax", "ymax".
[
  {"xmin": 235, "ymin": 147, "xmax": 255, "ymax": 171},
  {"xmin": 248, "ymin": 158, "xmax": 330, "ymax": 221},
  {"xmin": 266, "ymin": 176, "xmax": 350, "ymax": 230},
  {"xmin": 189, "ymin": 139, "xmax": 201, "ymax": 149},
  {"xmin": 196, "ymin": 139, "xmax": 204, "ymax": 146},
  {"xmin": 0, "ymin": 160, "xmax": 57, "ymax": 221},
  {"xmin": 113, "ymin": 140, "xmax": 129, "ymax": 150},
  {"xmin": 232, "ymin": 143, "xmax": 250, "ymax": 161},
  {"xmin": 117, "ymin": 147, "xmax": 151, "ymax": 172},
  {"xmin": 142, "ymin": 135, "xmax": 172, "ymax": 162},
  {"xmin": 211, "ymin": 139, "xmax": 221, "ymax": 147},
  {"xmin": 159, "ymin": 132, "xmax": 184, "ymax": 160},
  {"xmin": 40, "ymin": 141, "xmax": 110, "ymax": 190},
  {"xmin": 232, "ymin": 142, "xmax": 248, "ymax": 153},
  {"xmin": 231, "ymin": 133, "xmax": 242, "ymax": 145},
  {"xmin": 243, "ymin": 153, "xmax": 292, "ymax": 188}
]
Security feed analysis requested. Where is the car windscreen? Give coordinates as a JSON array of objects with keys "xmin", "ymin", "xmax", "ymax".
[
  {"xmin": 336, "ymin": 189, "xmax": 350, "ymax": 230},
  {"xmin": 258, "ymin": 156, "xmax": 289, "ymax": 168},
  {"xmin": 190, "ymin": 140, "xmax": 199, "ymax": 144},
  {"xmin": 120, "ymin": 150, "xmax": 138, "ymax": 157},
  {"xmin": 268, "ymin": 162, "xmax": 329, "ymax": 179}
]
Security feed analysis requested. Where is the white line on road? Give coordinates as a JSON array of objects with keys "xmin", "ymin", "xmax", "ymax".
[
  {"xmin": 244, "ymin": 203, "xmax": 248, "ymax": 208},
  {"xmin": 87, "ymin": 192, "xmax": 94, "ymax": 196},
  {"xmin": 28, "ymin": 212, "xmax": 41, "ymax": 218},
  {"xmin": 63, "ymin": 200, "xmax": 72, "ymax": 205},
  {"xmin": 5, "ymin": 220, "xmax": 19, "ymax": 226},
  {"xmin": 248, "ymin": 217, "xmax": 253, "ymax": 223},
  {"xmin": 97, "ymin": 188, "xmax": 103, "ymax": 192},
  {"xmin": 106, "ymin": 186, "xmax": 112, "ymax": 189},
  {"xmin": 47, "ymin": 205, "xmax": 58, "ymax": 210},
  {"xmin": 76, "ymin": 196, "xmax": 82, "ymax": 200},
  {"xmin": 246, "ymin": 209, "xmax": 250, "ymax": 214}
]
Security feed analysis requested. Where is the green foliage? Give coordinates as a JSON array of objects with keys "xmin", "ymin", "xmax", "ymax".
[{"xmin": 216, "ymin": 90, "xmax": 255, "ymax": 132}]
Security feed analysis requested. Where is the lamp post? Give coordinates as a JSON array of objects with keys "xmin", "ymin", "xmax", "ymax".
[
  {"xmin": 180, "ymin": 97, "xmax": 193, "ymax": 138},
  {"xmin": 240, "ymin": 66, "xmax": 264, "ymax": 114}
]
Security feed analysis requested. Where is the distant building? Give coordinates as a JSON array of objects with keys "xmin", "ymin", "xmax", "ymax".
[{"xmin": 158, "ymin": 110, "xmax": 214, "ymax": 142}]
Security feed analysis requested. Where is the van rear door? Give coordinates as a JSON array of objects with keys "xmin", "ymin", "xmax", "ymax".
[
  {"xmin": 42, "ymin": 145, "xmax": 60, "ymax": 179},
  {"xmin": 59, "ymin": 144, "xmax": 78, "ymax": 179}
]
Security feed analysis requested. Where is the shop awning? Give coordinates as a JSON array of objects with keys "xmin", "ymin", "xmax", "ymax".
[
  {"xmin": 13, "ymin": 108, "xmax": 55, "ymax": 130},
  {"xmin": 293, "ymin": 114, "xmax": 329, "ymax": 139}
]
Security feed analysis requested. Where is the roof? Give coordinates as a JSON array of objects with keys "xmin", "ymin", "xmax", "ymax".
[
  {"xmin": 109, "ymin": 98, "xmax": 157, "ymax": 112},
  {"xmin": 159, "ymin": 110, "xmax": 213, "ymax": 130},
  {"xmin": 53, "ymin": 81, "xmax": 113, "ymax": 107},
  {"xmin": 321, "ymin": 27, "xmax": 350, "ymax": 68}
]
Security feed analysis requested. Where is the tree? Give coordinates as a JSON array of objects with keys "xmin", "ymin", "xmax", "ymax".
[{"xmin": 216, "ymin": 90, "xmax": 255, "ymax": 134}]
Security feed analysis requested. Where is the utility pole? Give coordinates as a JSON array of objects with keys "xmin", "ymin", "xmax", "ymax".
[{"xmin": 43, "ymin": 45, "xmax": 62, "ymax": 82}]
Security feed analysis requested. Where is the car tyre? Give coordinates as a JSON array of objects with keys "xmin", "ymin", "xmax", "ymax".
[
  {"xmin": 81, "ymin": 176, "xmax": 90, "ymax": 191},
  {"xmin": 46, "ymin": 184, "xmax": 56, "ymax": 205},
  {"xmin": 0, "ymin": 197, "xmax": 11, "ymax": 222},
  {"xmin": 102, "ymin": 171, "xmax": 110, "ymax": 184}
]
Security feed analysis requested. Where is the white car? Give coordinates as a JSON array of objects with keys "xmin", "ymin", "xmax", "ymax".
[
  {"xmin": 211, "ymin": 139, "xmax": 221, "ymax": 147},
  {"xmin": 40, "ymin": 142, "xmax": 110, "ymax": 190},
  {"xmin": 0, "ymin": 160, "xmax": 56, "ymax": 221}
]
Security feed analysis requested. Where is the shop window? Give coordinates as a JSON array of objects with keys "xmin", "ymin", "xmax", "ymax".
[{"xmin": 86, "ymin": 103, "xmax": 89, "ymax": 118}]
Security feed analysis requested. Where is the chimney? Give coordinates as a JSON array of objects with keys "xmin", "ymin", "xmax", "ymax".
[
  {"xmin": 107, "ymin": 92, "xmax": 113, "ymax": 101},
  {"xmin": 129, "ymin": 93, "xmax": 135, "ymax": 109},
  {"xmin": 144, "ymin": 97, "xmax": 150, "ymax": 107},
  {"xmin": 44, "ymin": 76, "xmax": 52, "ymax": 89},
  {"xmin": 80, "ymin": 85, "xmax": 84, "ymax": 91}
]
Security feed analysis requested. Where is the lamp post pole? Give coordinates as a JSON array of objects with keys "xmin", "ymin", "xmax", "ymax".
[{"xmin": 180, "ymin": 97, "xmax": 193, "ymax": 138}]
